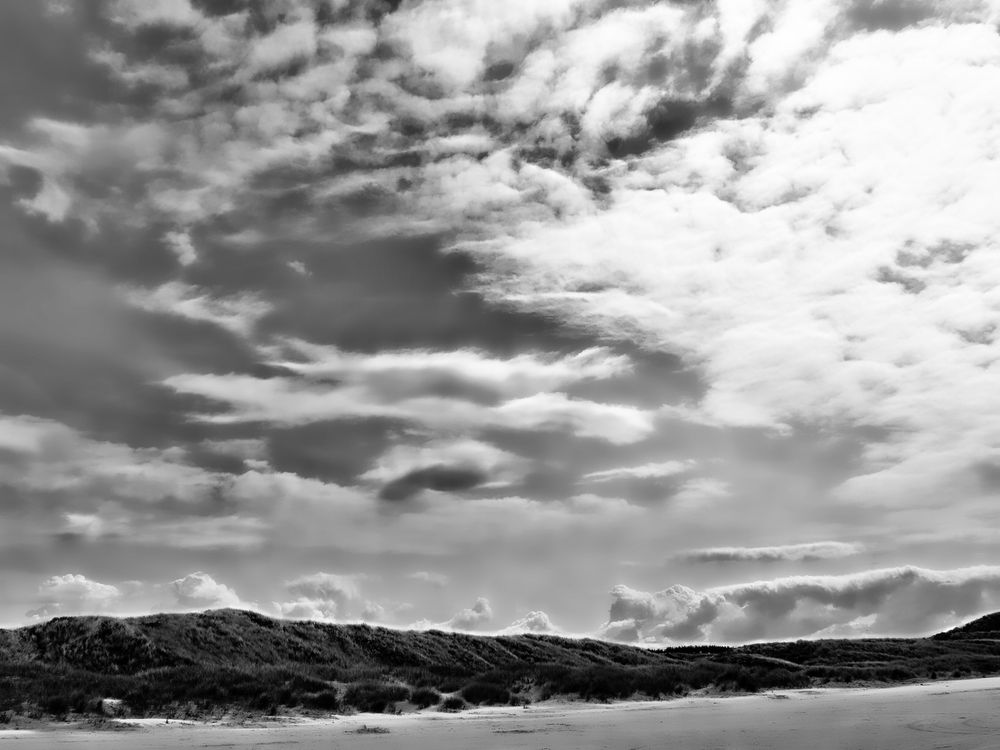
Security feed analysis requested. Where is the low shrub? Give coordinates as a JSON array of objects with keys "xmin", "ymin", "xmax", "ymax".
[
  {"xmin": 440, "ymin": 696, "xmax": 466, "ymax": 711},
  {"xmin": 303, "ymin": 690, "xmax": 340, "ymax": 711},
  {"xmin": 43, "ymin": 695, "xmax": 70, "ymax": 717},
  {"xmin": 342, "ymin": 682, "xmax": 410, "ymax": 714},
  {"xmin": 411, "ymin": 686, "xmax": 441, "ymax": 708},
  {"xmin": 461, "ymin": 682, "xmax": 510, "ymax": 705}
]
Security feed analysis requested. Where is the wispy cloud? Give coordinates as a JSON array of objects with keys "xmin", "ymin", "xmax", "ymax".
[
  {"xmin": 583, "ymin": 460, "xmax": 693, "ymax": 483},
  {"xmin": 676, "ymin": 542, "xmax": 865, "ymax": 564}
]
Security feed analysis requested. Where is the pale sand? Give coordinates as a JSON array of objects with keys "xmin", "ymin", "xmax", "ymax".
[{"xmin": 4, "ymin": 677, "xmax": 1000, "ymax": 749}]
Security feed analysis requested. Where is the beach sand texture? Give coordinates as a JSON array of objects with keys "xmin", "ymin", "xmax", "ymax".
[{"xmin": 3, "ymin": 677, "xmax": 1000, "ymax": 749}]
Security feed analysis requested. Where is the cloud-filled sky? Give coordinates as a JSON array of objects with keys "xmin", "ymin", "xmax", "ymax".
[{"xmin": 2, "ymin": 0, "xmax": 1000, "ymax": 643}]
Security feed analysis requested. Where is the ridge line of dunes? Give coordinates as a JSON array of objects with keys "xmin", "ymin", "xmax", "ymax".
[{"xmin": 0, "ymin": 609, "xmax": 998, "ymax": 721}]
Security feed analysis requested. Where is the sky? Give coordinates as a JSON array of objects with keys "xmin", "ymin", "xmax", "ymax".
[{"xmin": 1, "ymin": 0, "xmax": 1000, "ymax": 643}]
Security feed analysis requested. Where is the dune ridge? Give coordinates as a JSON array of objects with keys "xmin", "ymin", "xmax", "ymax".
[{"xmin": 1, "ymin": 609, "xmax": 998, "ymax": 721}]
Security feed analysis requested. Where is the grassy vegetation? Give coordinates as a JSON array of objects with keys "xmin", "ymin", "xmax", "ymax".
[
  {"xmin": 410, "ymin": 686, "xmax": 441, "ymax": 708},
  {"xmin": 0, "ymin": 609, "xmax": 997, "ymax": 720}
]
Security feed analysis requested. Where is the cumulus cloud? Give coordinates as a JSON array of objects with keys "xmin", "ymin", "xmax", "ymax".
[
  {"xmin": 285, "ymin": 572, "xmax": 361, "ymax": 606},
  {"xmin": 275, "ymin": 598, "xmax": 339, "ymax": 622},
  {"xmin": 274, "ymin": 572, "xmax": 365, "ymax": 622},
  {"xmin": 27, "ymin": 574, "xmax": 124, "ymax": 619},
  {"xmin": 676, "ymin": 541, "xmax": 865, "ymax": 563},
  {"xmin": 171, "ymin": 571, "xmax": 244, "ymax": 610},
  {"xmin": 603, "ymin": 566, "xmax": 1000, "ymax": 644},
  {"xmin": 360, "ymin": 601, "xmax": 387, "ymax": 622},
  {"xmin": 500, "ymin": 610, "xmax": 559, "ymax": 635},
  {"xmin": 24, "ymin": 571, "xmax": 260, "ymax": 621},
  {"xmin": 442, "ymin": 597, "xmax": 494, "ymax": 631}
]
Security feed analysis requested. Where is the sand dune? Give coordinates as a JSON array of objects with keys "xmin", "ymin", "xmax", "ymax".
[{"xmin": 5, "ymin": 677, "xmax": 1000, "ymax": 749}]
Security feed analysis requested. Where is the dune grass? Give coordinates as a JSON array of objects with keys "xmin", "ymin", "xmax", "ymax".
[{"xmin": 1, "ymin": 609, "xmax": 998, "ymax": 720}]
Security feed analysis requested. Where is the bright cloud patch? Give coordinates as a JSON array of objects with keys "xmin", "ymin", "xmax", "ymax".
[
  {"xmin": 443, "ymin": 597, "xmax": 494, "ymax": 631},
  {"xmin": 676, "ymin": 542, "xmax": 865, "ymax": 563},
  {"xmin": 164, "ymin": 353, "xmax": 654, "ymax": 444},
  {"xmin": 0, "ymin": 414, "xmax": 218, "ymax": 505},
  {"xmin": 464, "ymin": 6, "xmax": 1000, "ymax": 509},
  {"xmin": 279, "ymin": 572, "xmax": 363, "ymax": 621},
  {"xmin": 171, "ymin": 572, "xmax": 244, "ymax": 611},
  {"xmin": 500, "ymin": 610, "xmax": 559, "ymax": 635},
  {"xmin": 27, "ymin": 574, "xmax": 124, "ymax": 620},
  {"xmin": 583, "ymin": 461, "xmax": 693, "ymax": 483},
  {"xmin": 604, "ymin": 566, "xmax": 1000, "ymax": 643}
]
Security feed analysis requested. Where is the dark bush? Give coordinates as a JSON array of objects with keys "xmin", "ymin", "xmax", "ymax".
[
  {"xmin": 343, "ymin": 682, "xmax": 409, "ymax": 713},
  {"xmin": 441, "ymin": 695, "xmax": 466, "ymax": 711},
  {"xmin": 289, "ymin": 674, "xmax": 328, "ymax": 693},
  {"xmin": 303, "ymin": 690, "xmax": 340, "ymax": 711},
  {"xmin": 716, "ymin": 667, "xmax": 761, "ymax": 693},
  {"xmin": 411, "ymin": 687, "xmax": 441, "ymax": 708},
  {"xmin": 461, "ymin": 682, "xmax": 510, "ymax": 705},
  {"xmin": 756, "ymin": 668, "xmax": 810, "ymax": 690},
  {"xmin": 436, "ymin": 676, "xmax": 466, "ymax": 693},
  {"xmin": 43, "ymin": 694, "xmax": 70, "ymax": 717}
]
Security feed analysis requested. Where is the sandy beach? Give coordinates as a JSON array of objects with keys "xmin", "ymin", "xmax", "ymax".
[{"xmin": 3, "ymin": 677, "xmax": 1000, "ymax": 749}]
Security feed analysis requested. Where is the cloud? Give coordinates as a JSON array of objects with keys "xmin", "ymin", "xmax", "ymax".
[
  {"xmin": 407, "ymin": 571, "xmax": 448, "ymax": 588},
  {"xmin": 275, "ymin": 598, "xmax": 339, "ymax": 622},
  {"xmin": 377, "ymin": 464, "xmax": 487, "ymax": 502},
  {"xmin": 164, "ymin": 367, "xmax": 655, "ymax": 444},
  {"xmin": 170, "ymin": 571, "xmax": 243, "ymax": 610},
  {"xmin": 275, "ymin": 572, "xmax": 364, "ymax": 622},
  {"xmin": 0, "ymin": 414, "xmax": 221, "ymax": 507},
  {"xmin": 125, "ymin": 281, "xmax": 272, "ymax": 339},
  {"xmin": 500, "ymin": 610, "xmax": 558, "ymax": 635},
  {"xmin": 583, "ymin": 461, "xmax": 693, "ymax": 483},
  {"xmin": 245, "ymin": 20, "xmax": 317, "ymax": 77},
  {"xmin": 275, "ymin": 341, "xmax": 631, "ymax": 399},
  {"xmin": 24, "ymin": 571, "xmax": 258, "ymax": 621},
  {"xmin": 603, "ymin": 566, "xmax": 1000, "ymax": 644},
  {"xmin": 671, "ymin": 477, "xmax": 731, "ymax": 507},
  {"xmin": 285, "ymin": 572, "xmax": 362, "ymax": 605},
  {"xmin": 26, "ymin": 573, "xmax": 124, "ymax": 619},
  {"xmin": 360, "ymin": 601, "xmax": 387, "ymax": 622},
  {"xmin": 676, "ymin": 541, "xmax": 865, "ymax": 563},
  {"xmin": 458, "ymin": 6, "xmax": 1000, "ymax": 509},
  {"xmin": 443, "ymin": 597, "xmax": 493, "ymax": 631},
  {"xmin": 163, "ymin": 231, "xmax": 197, "ymax": 266},
  {"xmin": 362, "ymin": 438, "xmax": 524, "ymax": 500},
  {"xmin": 107, "ymin": 0, "xmax": 203, "ymax": 29},
  {"xmin": 60, "ymin": 512, "xmax": 268, "ymax": 551}
]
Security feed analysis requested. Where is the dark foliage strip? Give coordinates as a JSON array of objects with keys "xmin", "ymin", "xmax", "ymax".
[{"xmin": 0, "ymin": 609, "xmax": 998, "ymax": 719}]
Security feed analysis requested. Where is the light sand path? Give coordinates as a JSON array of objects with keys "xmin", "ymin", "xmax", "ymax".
[{"xmin": 4, "ymin": 677, "xmax": 1000, "ymax": 749}]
